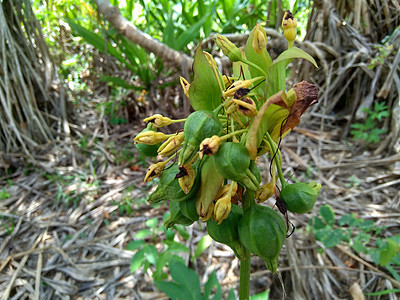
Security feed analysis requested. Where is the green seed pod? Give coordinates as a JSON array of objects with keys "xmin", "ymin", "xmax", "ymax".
[
  {"xmin": 148, "ymin": 163, "xmax": 200, "ymax": 204},
  {"xmin": 179, "ymin": 196, "xmax": 199, "ymax": 222},
  {"xmin": 207, "ymin": 204, "xmax": 245, "ymax": 260},
  {"xmin": 179, "ymin": 111, "xmax": 222, "ymax": 166},
  {"xmin": 238, "ymin": 205, "xmax": 286, "ymax": 273},
  {"xmin": 213, "ymin": 142, "xmax": 250, "ymax": 181},
  {"xmin": 135, "ymin": 123, "xmax": 162, "ymax": 157},
  {"xmin": 279, "ymin": 181, "xmax": 321, "ymax": 213},
  {"xmin": 164, "ymin": 201, "xmax": 194, "ymax": 229}
]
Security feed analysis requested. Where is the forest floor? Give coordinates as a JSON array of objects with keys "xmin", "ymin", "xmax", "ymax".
[{"xmin": 1, "ymin": 98, "xmax": 400, "ymax": 300}]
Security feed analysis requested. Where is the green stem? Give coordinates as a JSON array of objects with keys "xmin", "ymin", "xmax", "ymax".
[
  {"xmin": 240, "ymin": 59, "xmax": 267, "ymax": 77},
  {"xmin": 239, "ymin": 165, "xmax": 255, "ymax": 300}
]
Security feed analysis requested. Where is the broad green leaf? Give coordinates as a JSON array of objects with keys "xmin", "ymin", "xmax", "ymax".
[
  {"xmin": 188, "ymin": 46, "xmax": 222, "ymax": 111},
  {"xmin": 126, "ymin": 239, "xmax": 145, "ymax": 251},
  {"xmin": 155, "ymin": 281, "xmax": 193, "ymax": 300},
  {"xmin": 193, "ymin": 234, "xmax": 212, "ymax": 259},
  {"xmin": 250, "ymin": 289, "xmax": 270, "ymax": 299},
  {"xmin": 130, "ymin": 248, "xmax": 145, "ymax": 273},
  {"xmin": 380, "ymin": 239, "xmax": 400, "ymax": 266},
  {"xmin": 319, "ymin": 205, "xmax": 335, "ymax": 226},
  {"xmin": 270, "ymin": 46, "xmax": 318, "ymax": 68},
  {"xmin": 169, "ymin": 259, "xmax": 202, "ymax": 300},
  {"xmin": 312, "ymin": 216, "xmax": 326, "ymax": 230},
  {"xmin": 143, "ymin": 244, "xmax": 158, "ymax": 265},
  {"xmin": 164, "ymin": 228, "xmax": 176, "ymax": 241}
]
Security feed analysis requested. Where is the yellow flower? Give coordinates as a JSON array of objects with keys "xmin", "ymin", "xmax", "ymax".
[
  {"xmin": 158, "ymin": 132, "xmax": 184, "ymax": 157},
  {"xmin": 200, "ymin": 202, "xmax": 214, "ymax": 222},
  {"xmin": 252, "ymin": 24, "xmax": 268, "ymax": 54},
  {"xmin": 143, "ymin": 114, "xmax": 173, "ymax": 128},
  {"xmin": 232, "ymin": 97, "xmax": 258, "ymax": 118},
  {"xmin": 222, "ymin": 76, "xmax": 263, "ymax": 98},
  {"xmin": 180, "ymin": 77, "xmax": 190, "ymax": 98},
  {"xmin": 215, "ymin": 34, "xmax": 242, "ymax": 62},
  {"xmin": 177, "ymin": 164, "xmax": 196, "ymax": 194},
  {"xmin": 213, "ymin": 182, "xmax": 238, "ymax": 224},
  {"xmin": 134, "ymin": 131, "xmax": 169, "ymax": 145},
  {"xmin": 256, "ymin": 181, "xmax": 275, "ymax": 203},
  {"xmin": 282, "ymin": 11, "xmax": 297, "ymax": 46},
  {"xmin": 144, "ymin": 161, "xmax": 166, "ymax": 182},
  {"xmin": 199, "ymin": 135, "xmax": 222, "ymax": 159}
]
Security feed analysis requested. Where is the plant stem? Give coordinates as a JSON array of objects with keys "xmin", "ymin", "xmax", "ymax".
[
  {"xmin": 265, "ymin": 132, "xmax": 287, "ymax": 188},
  {"xmin": 239, "ymin": 174, "xmax": 255, "ymax": 300}
]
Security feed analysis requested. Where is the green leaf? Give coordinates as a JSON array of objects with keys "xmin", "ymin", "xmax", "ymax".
[
  {"xmin": 156, "ymin": 281, "xmax": 193, "ymax": 300},
  {"xmin": 100, "ymin": 76, "xmax": 144, "ymax": 90},
  {"xmin": 146, "ymin": 217, "xmax": 159, "ymax": 230},
  {"xmin": 136, "ymin": 229, "xmax": 152, "ymax": 239},
  {"xmin": 143, "ymin": 244, "xmax": 158, "ymax": 265},
  {"xmin": 164, "ymin": 228, "xmax": 176, "ymax": 241},
  {"xmin": 126, "ymin": 240, "xmax": 146, "ymax": 251},
  {"xmin": 165, "ymin": 240, "xmax": 189, "ymax": 253},
  {"xmin": 321, "ymin": 229, "xmax": 343, "ymax": 248},
  {"xmin": 193, "ymin": 234, "xmax": 212, "ymax": 259},
  {"xmin": 130, "ymin": 248, "xmax": 146, "ymax": 273},
  {"xmin": 169, "ymin": 258, "xmax": 202, "ymax": 300},
  {"xmin": 188, "ymin": 45, "xmax": 222, "ymax": 111},
  {"xmin": 270, "ymin": 47, "xmax": 318, "ymax": 68},
  {"xmin": 204, "ymin": 271, "xmax": 222, "ymax": 300},
  {"xmin": 351, "ymin": 240, "xmax": 368, "ymax": 254},
  {"xmin": 312, "ymin": 217, "xmax": 326, "ymax": 230},
  {"xmin": 366, "ymin": 289, "xmax": 400, "ymax": 296},
  {"xmin": 338, "ymin": 213, "xmax": 356, "ymax": 226},
  {"xmin": 380, "ymin": 239, "xmax": 400, "ymax": 266},
  {"xmin": 250, "ymin": 289, "xmax": 270, "ymax": 299},
  {"xmin": 175, "ymin": 13, "xmax": 210, "ymax": 50},
  {"xmin": 319, "ymin": 205, "xmax": 335, "ymax": 226},
  {"xmin": 175, "ymin": 224, "xmax": 190, "ymax": 240},
  {"xmin": 227, "ymin": 289, "xmax": 236, "ymax": 300}
]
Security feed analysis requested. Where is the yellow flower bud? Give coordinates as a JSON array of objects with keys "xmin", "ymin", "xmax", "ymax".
[
  {"xmin": 256, "ymin": 181, "xmax": 275, "ymax": 203},
  {"xmin": 213, "ymin": 182, "xmax": 237, "ymax": 224},
  {"xmin": 252, "ymin": 24, "xmax": 268, "ymax": 54},
  {"xmin": 180, "ymin": 77, "xmax": 190, "ymax": 98},
  {"xmin": 232, "ymin": 97, "xmax": 258, "ymax": 118},
  {"xmin": 143, "ymin": 114, "xmax": 173, "ymax": 128},
  {"xmin": 215, "ymin": 34, "xmax": 242, "ymax": 62},
  {"xmin": 222, "ymin": 75, "xmax": 235, "ymax": 88},
  {"xmin": 200, "ymin": 202, "xmax": 214, "ymax": 222},
  {"xmin": 158, "ymin": 132, "xmax": 184, "ymax": 157},
  {"xmin": 199, "ymin": 135, "xmax": 222, "ymax": 159},
  {"xmin": 203, "ymin": 51, "xmax": 217, "ymax": 68},
  {"xmin": 144, "ymin": 161, "xmax": 166, "ymax": 182},
  {"xmin": 177, "ymin": 164, "xmax": 196, "ymax": 194},
  {"xmin": 134, "ymin": 131, "xmax": 169, "ymax": 145},
  {"xmin": 222, "ymin": 76, "xmax": 264, "ymax": 98},
  {"xmin": 282, "ymin": 10, "xmax": 297, "ymax": 46}
]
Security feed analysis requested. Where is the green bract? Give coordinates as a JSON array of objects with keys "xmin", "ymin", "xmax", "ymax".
[
  {"xmin": 148, "ymin": 163, "xmax": 200, "ymax": 204},
  {"xmin": 164, "ymin": 201, "xmax": 195, "ymax": 229},
  {"xmin": 179, "ymin": 196, "xmax": 199, "ymax": 222},
  {"xmin": 135, "ymin": 124, "xmax": 161, "ymax": 157},
  {"xmin": 214, "ymin": 142, "xmax": 250, "ymax": 181},
  {"xmin": 179, "ymin": 110, "xmax": 222, "ymax": 166},
  {"xmin": 280, "ymin": 181, "xmax": 321, "ymax": 213},
  {"xmin": 207, "ymin": 204, "xmax": 245, "ymax": 260},
  {"xmin": 238, "ymin": 205, "xmax": 286, "ymax": 273}
]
